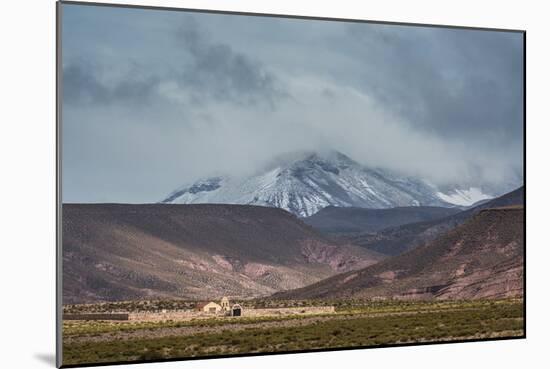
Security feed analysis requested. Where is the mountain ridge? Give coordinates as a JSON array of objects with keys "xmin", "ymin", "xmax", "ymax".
[
  {"xmin": 343, "ymin": 186, "xmax": 524, "ymax": 256},
  {"xmin": 161, "ymin": 151, "xmax": 460, "ymax": 217},
  {"xmin": 273, "ymin": 206, "xmax": 524, "ymax": 300},
  {"xmin": 303, "ymin": 205, "xmax": 462, "ymax": 235}
]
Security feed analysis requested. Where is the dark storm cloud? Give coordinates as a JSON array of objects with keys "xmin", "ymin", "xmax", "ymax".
[
  {"xmin": 63, "ymin": 63, "xmax": 109, "ymax": 105},
  {"xmin": 63, "ymin": 16, "xmax": 286, "ymax": 109},
  {"xmin": 344, "ymin": 24, "xmax": 523, "ymax": 143},
  {"xmin": 61, "ymin": 4, "xmax": 524, "ymax": 203},
  {"xmin": 174, "ymin": 17, "xmax": 286, "ymax": 107},
  {"xmin": 63, "ymin": 61, "xmax": 161, "ymax": 106}
]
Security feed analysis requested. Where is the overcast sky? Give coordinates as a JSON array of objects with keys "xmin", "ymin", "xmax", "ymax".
[{"xmin": 61, "ymin": 4, "xmax": 524, "ymax": 203}]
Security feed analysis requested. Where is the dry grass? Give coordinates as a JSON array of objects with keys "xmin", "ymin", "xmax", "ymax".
[{"xmin": 62, "ymin": 299, "xmax": 524, "ymax": 366}]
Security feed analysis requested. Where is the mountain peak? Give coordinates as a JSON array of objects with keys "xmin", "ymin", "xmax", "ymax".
[
  {"xmin": 303, "ymin": 150, "xmax": 356, "ymax": 165},
  {"xmin": 162, "ymin": 150, "xmax": 454, "ymax": 217}
]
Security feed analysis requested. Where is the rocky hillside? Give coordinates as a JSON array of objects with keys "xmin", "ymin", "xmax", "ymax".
[
  {"xmin": 346, "ymin": 186, "xmax": 524, "ymax": 256},
  {"xmin": 62, "ymin": 204, "xmax": 383, "ymax": 304},
  {"xmin": 274, "ymin": 206, "xmax": 524, "ymax": 300}
]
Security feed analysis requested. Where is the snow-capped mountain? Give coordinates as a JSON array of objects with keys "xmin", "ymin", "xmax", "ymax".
[{"xmin": 161, "ymin": 151, "xmax": 460, "ymax": 217}]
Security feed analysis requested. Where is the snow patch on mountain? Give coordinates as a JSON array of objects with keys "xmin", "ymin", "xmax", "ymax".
[
  {"xmin": 162, "ymin": 151, "xmax": 455, "ymax": 217},
  {"xmin": 436, "ymin": 187, "xmax": 492, "ymax": 207}
]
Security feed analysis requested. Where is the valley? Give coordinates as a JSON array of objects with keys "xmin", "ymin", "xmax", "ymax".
[
  {"xmin": 62, "ymin": 183, "xmax": 525, "ymax": 366},
  {"xmin": 57, "ymin": 7, "xmax": 526, "ymax": 367}
]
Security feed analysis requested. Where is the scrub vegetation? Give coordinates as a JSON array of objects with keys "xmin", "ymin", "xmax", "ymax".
[{"xmin": 63, "ymin": 299, "xmax": 523, "ymax": 366}]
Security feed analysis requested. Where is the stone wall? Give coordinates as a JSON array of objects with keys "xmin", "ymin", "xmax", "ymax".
[
  {"xmin": 242, "ymin": 306, "xmax": 335, "ymax": 317},
  {"xmin": 128, "ymin": 310, "xmax": 211, "ymax": 322},
  {"xmin": 62, "ymin": 306, "xmax": 336, "ymax": 322},
  {"xmin": 63, "ymin": 313, "xmax": 129, "ymax": 321}
]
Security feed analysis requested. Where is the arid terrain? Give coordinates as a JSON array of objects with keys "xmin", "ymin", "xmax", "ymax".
[
  {"xmin": 62, "ymin": 298, "xmax": 524, "ymax": 366},
  {"xmin": 62, "ymin": 187, "xmax": 525, "ymax": 366},
  {"xmin": 63, "ymin": 204, "xmax": 382, "ymax": 303},
  {"xmin": 275, "ymin": 207, "xmax": 524, "ymax": 300},
  {"xmin": 58, "ymin": 5, "xmax": 527, "ymax": 367},
  {"xmin": 337, "ymin": 186, "xmax": 524, "ymax": 256}
]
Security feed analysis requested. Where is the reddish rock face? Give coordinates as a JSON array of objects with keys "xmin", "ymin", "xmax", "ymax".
[
  {"xmin": 62, "ymin": 203, "xmax": 382, "ymax": 304},
  {"xmin": 275, "ymin": 207, "xmax": 524, "ymax": 301},
  {"xmin": 300, "ymin": 239, "xmax": 381, "ymax": 273}
]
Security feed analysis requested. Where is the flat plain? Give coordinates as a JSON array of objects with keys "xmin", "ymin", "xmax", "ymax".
[{"xmin": 62, "ymin": 298, "xmax": 524, "ymax": 366}]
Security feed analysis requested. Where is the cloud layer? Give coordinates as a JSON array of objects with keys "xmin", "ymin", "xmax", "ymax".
[{"xmin": 61, "ymin": 4, "xmax": 524, "ymax": 203}]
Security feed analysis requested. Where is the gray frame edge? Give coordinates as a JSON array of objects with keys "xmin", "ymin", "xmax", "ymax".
[{"xmin": 56, "ymin": 1, "xmax": 64, "ymax": 367}]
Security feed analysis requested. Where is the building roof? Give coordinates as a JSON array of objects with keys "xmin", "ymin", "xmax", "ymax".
[{"xmin": 196, "ymin": 301, "xmax": 221, "ymax": 309}]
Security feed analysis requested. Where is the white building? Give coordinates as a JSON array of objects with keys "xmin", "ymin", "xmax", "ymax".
[{"xmin": 196, "ymin": 301, "xmax": 222, "ymax": 314}]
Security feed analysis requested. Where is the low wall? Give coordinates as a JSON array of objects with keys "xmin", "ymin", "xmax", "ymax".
[
  {"xmin": 128, "ymin": 310, "xmax": 209, "ymax": 322},
  {"xmin": 243, "ymin": 306, "xmax": 335, "ymax": 317},
  {"xmin": 63, "ymin": 313, "xmax": 129, "ymax": 321},
  {"xmin": 63, "ymin": 306, "xmax": 336, "ymax": 322}
]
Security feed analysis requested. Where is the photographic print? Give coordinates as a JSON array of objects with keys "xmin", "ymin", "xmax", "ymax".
[{"xmin": 58, "ymin": 1, "xmax": 525, "ymax": 367}]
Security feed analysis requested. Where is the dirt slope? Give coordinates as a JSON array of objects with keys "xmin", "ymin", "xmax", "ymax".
[
  {"xmin": 274, "ymin": 207, "xmax": 524, "ymax": 300},
  {"xmin": 63, "ymin": 204, "xmax": 383, "ymax": 304}
]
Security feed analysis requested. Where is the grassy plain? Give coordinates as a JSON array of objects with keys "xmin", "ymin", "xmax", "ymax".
[{"xmin": 62, "ymin": 299, "xmax": 524, "ymax": 366}]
